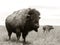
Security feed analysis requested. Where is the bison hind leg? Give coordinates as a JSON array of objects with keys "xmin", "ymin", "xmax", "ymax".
[{"xmin": 8, "ymin": 32, "xmax": 12, "ymax": 40}]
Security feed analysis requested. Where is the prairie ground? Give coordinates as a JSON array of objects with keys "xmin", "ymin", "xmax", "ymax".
[{"xmin": 0, "ymin": 25, "xmax": 60, "ymax": 45}]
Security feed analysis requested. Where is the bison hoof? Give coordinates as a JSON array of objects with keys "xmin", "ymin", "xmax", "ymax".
[{"xmin": 23, "ymin": 41, "xmax": 31, "ymax": 44}]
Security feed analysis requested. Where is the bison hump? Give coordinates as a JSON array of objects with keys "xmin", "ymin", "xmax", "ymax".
[{"xmin": 6, "ymin": 8, "xmax": 31, "ymax": 27}]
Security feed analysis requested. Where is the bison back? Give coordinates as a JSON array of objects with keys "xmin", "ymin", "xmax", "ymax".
[{"xmin": 5, "ymin": 9, "xmax": 31, "ymax": 28}]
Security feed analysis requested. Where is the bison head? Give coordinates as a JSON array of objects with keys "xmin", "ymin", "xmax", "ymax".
[
  {"xmin": 27, "ymin": 9, "xmax": 40, "ymax": 32},
  {"xmin": 49, "ymin": 25, "xmax": 54, "ymax": 30}
]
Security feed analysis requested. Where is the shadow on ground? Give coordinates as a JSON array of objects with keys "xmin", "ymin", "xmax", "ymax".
[{"xmin": 4, "ymin": 36, "xmax": 31, "ymax": 45}]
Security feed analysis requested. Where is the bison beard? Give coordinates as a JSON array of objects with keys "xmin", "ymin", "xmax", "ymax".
[{"xmin": 5, "ymin": 8, "xmax": 40, "ymax": 42}]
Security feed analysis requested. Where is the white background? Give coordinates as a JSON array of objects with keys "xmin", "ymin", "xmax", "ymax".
[{"xmin": 0, "ymin": 0, "xmax": 60, "ymax": 26}]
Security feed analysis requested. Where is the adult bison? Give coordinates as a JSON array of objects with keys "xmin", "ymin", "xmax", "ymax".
[{"xmin": 5, "ymin": 8, "xmax": 40, "ymax": 42}]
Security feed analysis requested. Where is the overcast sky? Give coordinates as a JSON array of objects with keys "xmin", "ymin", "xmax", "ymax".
[{"xmin": 0, "ymin": 0, "xmax": 60, "ymax": 26}]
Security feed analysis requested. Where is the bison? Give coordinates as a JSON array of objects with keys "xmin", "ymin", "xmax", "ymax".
[
  {"xmin": 5, "ymin": 8, "xmax": 40, "ymax": 42},
  {"xmin": 43, "ymin": 25, "xmax": 54, "ymax": 33}
]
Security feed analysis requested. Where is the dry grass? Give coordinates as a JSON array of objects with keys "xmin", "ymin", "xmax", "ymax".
[{"xmin": 0, "ymin": 26, "xmax": 60, "ymax": 45}]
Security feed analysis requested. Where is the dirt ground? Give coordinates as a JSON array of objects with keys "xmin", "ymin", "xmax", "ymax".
[{"xmin": 0, "ymin": 25, "xmax": 60, "ymax": 45}]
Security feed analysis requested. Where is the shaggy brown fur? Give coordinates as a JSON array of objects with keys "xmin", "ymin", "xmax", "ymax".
[{"xmin": 5, "ymin": 8, "xmax": 40, "ymax": 42}]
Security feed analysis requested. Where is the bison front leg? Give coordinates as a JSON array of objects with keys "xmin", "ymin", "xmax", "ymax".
[
  {"xmin": 16, "ymin": 28, "xmax": 21, "ymax": 41},
  {"xmin": 22, "ymin": 32, "xmax": 28, "ymax": 42}
]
